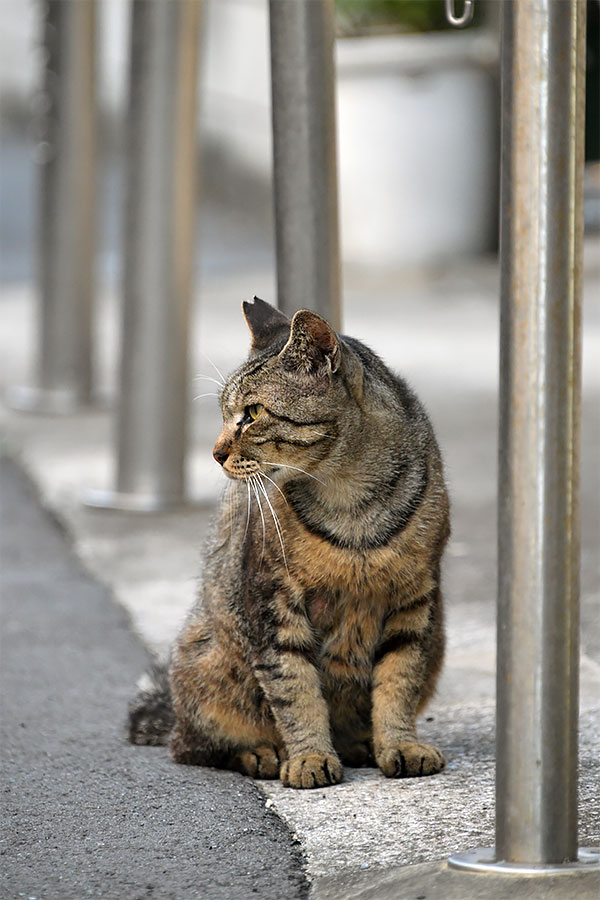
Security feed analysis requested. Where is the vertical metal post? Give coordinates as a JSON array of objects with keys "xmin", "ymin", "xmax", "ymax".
[
  {"xmin": 86, "ymin": 0, "xmax": 201, "ymax": 512},
  {"xmin": 269, "ymin": 0, "xmax": 342, "ymax": 330},
  {"xmin": 449, "ymin": 0, "xmax": 598, "ymax": 877},
  {"xmin": 10, "ymin": 0, "xmax": 96, "ymax": 414},
  {"xmin": 494, "ymin": 0, "xmax": 584, "ymax": 863}
]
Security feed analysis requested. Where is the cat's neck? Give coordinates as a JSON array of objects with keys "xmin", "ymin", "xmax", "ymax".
[{"xmin": 281, "ymin": 430, "xmax": 427, "ymax": 553}]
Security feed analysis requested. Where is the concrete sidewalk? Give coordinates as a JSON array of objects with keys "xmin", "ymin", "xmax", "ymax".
[{"xmin": 1, "ymin": 242, "xmax": 599, "ymax": 898}]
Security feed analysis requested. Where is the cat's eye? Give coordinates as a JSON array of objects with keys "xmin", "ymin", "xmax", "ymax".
[{"xmin": 246, "ymin": 404, "xmax": 264, "ymax": 421}]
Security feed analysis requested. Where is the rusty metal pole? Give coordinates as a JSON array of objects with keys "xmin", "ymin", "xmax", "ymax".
[
  {"xmin": 449, "ymin": 0, "xmax": 598, "ymax": 878},
  {"xmin": 9, "ymin": 0, "xmax": 96, "ymax": 414},
  {"xmin": 269, "ymin": 0, "xmax": 342, "ymax": 329}
]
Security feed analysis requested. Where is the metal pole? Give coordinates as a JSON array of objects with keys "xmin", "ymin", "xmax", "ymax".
[
  {"xmin": 9, "ymin": 0, "xmax": 96, "ymax": 414},
  {"xmin": 86, "ymin": 0, "xmax": 201, "ymax": 512},
  {"xmin": 269, "ymin": 0, "xmax": 342, "ymax": 330},
  {"xmin": 449, "ymin": 0, "xmax": 598, "ymax": 877},
  {"xmin": 495, "ymin": 0, "xmax": 583, "ymax": 862}
]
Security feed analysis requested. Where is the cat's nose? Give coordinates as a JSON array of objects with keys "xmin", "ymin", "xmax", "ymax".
[{"xmin": 213, "ymin": 445, "xmax": 230, "ymax": 466}]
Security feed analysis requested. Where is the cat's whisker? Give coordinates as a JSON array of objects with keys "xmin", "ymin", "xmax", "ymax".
[
  {"xmin": 256, "ymin": 474, "xmax": 288, "ymax": 574},
  {"xmin": 194, "ymin": 374, "xmax": 225, "ymax": 389},
  {"xmin": 242, "ymin": 479, "xmax": 252, "ymax": 543},
  {"xmin": 259, "ymin": 470, "xmax": 289, "ymax": 506},
  {"xmin": 309, "ymin": 430, "xmax": 333, "ymax": 438},
  {"xmin": 192, "ymin": 392, "xmax": 219, "ymax": 402},
  {"xmin": 201, "ymin": 351, "xmax": 226, "ymax": 386},
  {"xmin": 262, "ymin": 461, "xmax": 327, "ymax": 486},
  {"xmin": 250, "ymin": 475, "xmax": 266, "ymax": 564}
]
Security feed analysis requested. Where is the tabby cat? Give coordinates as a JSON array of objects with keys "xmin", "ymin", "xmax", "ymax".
[{"xmin": 128, "ymin": 297, "xmax": 450, "ymax": 789}]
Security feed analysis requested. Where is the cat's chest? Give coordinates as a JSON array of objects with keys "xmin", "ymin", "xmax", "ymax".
[
  {"xmin": 305, "ymin": 587, "xmax": 380, "ymax": 641},
  {"xmin": 288, "ymin": 520, "xmax": 432, "ymax": 609},
  {"xmin": 306, "ymin": 588, "xmax": 336, "ymax": 631}
]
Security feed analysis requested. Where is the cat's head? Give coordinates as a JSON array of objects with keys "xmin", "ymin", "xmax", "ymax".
[{"xmin": 212, "ymin": 297, "xmax": 362, "ymax": 483}]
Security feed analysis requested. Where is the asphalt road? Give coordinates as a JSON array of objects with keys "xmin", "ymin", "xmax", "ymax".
[{"xmin": 0, "ymin": 458, "xmax": 309, "ymax": 900}]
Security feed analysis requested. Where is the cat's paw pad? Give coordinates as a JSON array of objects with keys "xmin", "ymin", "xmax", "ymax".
[
  {"xmin": 233, "ymin": 745, "xmax": 281, "ymax": 779},
  {"xmin": 376, "ymin": 741, "xmax": 445, "ymax": 778},
  {"xmin": 280, "ymin": 753, "xmax": 343, "ymax": 789}
]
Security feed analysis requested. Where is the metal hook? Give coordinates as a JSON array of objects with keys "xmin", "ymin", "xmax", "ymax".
[{"xmin": 445, "ymin": 0, "xmax": 475, "ymax": 28}]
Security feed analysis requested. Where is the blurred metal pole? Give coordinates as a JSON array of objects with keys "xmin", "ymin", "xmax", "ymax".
[
  {"xmin": 269, "ymin": 0, "xmax": 341, "ymax": 330},
  {"xmin": 449, "ymin": 0, "xmax": 598, "ymax": 877},
  {"xmin": 86, "ymin": 0, "xmax": 201, "ymax": 512},
  {"xmin": 9, "ymin": 0, "xmax": 96, "ymax": 414}
]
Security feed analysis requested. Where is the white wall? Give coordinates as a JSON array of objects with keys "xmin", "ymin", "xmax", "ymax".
[{"xmin": 0, "ymin": 0, "xmax": 38, "ymax": 101}]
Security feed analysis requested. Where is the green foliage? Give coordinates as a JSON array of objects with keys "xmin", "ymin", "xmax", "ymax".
[{"xmin": 335, "ymin": 0, "xmax": 452, "ymax": 35}]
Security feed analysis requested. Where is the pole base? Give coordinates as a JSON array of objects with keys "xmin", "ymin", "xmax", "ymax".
[
  {"xmin": 6, "ymin": 385, "xmax": 90, "ymax": 416},
  {"xmin": 83, "ymin": 487, "xmax": 186, "ymax": 514},
  {"xmin": 448, "ymin": 846, "xmax": 600, "ymax": 876}
]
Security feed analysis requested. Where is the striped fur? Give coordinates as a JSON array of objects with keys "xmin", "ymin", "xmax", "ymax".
[{"xmin": 129, "ymin": 298, "xmax": 450, "ymax": 788}]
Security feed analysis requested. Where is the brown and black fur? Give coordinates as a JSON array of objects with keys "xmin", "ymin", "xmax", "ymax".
[{"xmin": 128, "ymin": 298, "xmax": 450, "ymax": 788}]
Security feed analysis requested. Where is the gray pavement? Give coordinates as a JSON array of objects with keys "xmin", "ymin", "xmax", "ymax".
[{"xmin": 0, "ymin": 458, "xmax": 309, "ymax": 900}]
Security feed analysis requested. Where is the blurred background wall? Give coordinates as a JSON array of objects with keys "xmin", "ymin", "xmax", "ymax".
[
  {"xmin": 2, "ymin": 0, "xmax": 598, "ymax": 290},
  {"xmin": 0, "ymin": 0, "xmax": 504, "ymax": 288}
]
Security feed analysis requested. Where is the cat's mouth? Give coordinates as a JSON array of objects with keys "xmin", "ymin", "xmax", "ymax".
[
  {"xmin": 222, "ymin": 457, "xmax": 262, "ymax": 480},
  {"xmin": 218, "ymin": 452, "xmax": 285, "ymax": 483}
]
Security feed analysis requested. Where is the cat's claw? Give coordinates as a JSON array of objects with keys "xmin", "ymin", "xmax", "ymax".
[
  {"xmin": 376, "ymin": 741, "xmax": 445, "ymax": 778},
  {"xmin": 280, "ymin": 752, "xmax": 343, "ymax": 788}
]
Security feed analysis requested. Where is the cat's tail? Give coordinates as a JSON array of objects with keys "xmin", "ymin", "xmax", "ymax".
[{"xmin": 127, "ymin": 662, "xmax": 175, "ymax": 746}]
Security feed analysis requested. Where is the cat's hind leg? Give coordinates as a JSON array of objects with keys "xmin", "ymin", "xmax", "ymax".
[
  {"xmin": 169, "ymin": 700, "xmax": 285, "ymax": 779},
  {"xmin": 169, "ymin": 625, "xmax": 284, "ymax": 778},
  {"xmin": 231, "ymin": 745, "xmax": 287, "ymax": 779},
  {"xmin": 169, "ymin": 716, "xmax": 231, "ymax": 768},
  {"xmin": 170, "ymin": 718, "xmax": 285, "ymax": 779}
]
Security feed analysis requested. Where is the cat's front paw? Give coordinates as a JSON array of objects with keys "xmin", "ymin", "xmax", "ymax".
[
  {"xmin": 376, "ymin": 741, "xmax": 445, "ymax": 778},
  {"xmin": 280, "ymin": 752, "xmax": 343, "ymax": 789}
]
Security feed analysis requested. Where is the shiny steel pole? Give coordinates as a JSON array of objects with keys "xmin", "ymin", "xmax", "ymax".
[
  {"xmin": 269, "ymin": 0, "xmax": 341, "ymax": 330},
  {"xmin": 449, "ymin": 0, "xmax": 598, "ymax": 877},
  {"xmin": 86, "ymin": 0, "xmax": 201, "ymax": 511},
  {"xmin": 10, "ymin": 0, "xmax": 96, "ymax": 414},
  {"xmin": 495, "ymin": 0, "xmax": 584, "ymax": 863}
]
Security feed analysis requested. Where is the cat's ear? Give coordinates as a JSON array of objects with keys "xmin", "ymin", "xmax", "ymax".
[
  {"xmin": 278, "ymin": 310, "xmax": 341, "ymax": 376},
  {"xmin": 242, "ymin": 296, "xmax": 290, "ymax": 353}
]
